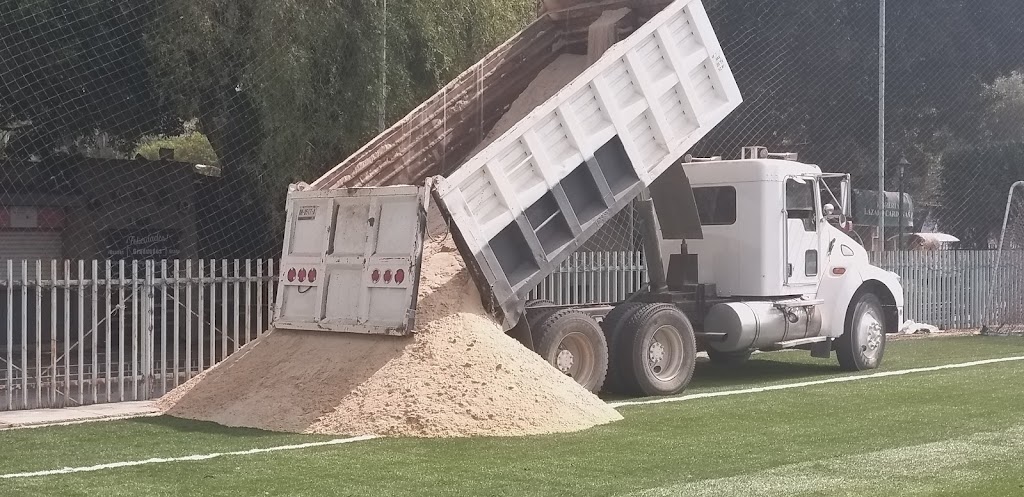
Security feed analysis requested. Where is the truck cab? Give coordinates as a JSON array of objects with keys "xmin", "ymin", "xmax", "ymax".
[
  {"xmin": 654, "ymin": 147, "xmax": 904, "ymax": 369},
  {"xmin": 664, "ymin": 148, "xmax": 850, "ymax": 298}
]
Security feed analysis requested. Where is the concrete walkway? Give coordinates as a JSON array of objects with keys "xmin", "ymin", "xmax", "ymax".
[{"xmin": 0, "ymin": 401, "xmax": 160, "ymax": 430}]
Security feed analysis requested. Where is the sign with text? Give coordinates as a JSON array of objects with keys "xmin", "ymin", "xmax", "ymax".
[
  {"xmin": 852, "ymin": 189, "xmax": 914, "ymax": 228},
  {"xmin": 104, "ymin": 229, "xmax": 181, "ymax": 259}
]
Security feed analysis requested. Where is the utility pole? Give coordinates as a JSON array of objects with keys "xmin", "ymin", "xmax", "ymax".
[
  {"xmin": 379, "ymin": 0, "xmax": 388, "ymax": 133},
  {"xmin": 898, "ymin": 156, "xmax": 908, "ymax": 250},
  {"xmin": 877, "ymin": 0, "xmax": 886, "ymax": 254}
]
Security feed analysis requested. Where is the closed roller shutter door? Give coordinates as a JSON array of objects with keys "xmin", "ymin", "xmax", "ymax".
[{"xmin": 0, "ymin": 231, "xmax": 62, "ymax": 283}]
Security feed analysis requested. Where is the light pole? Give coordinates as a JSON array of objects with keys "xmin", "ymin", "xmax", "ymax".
[
  {"xmin": 898, "ymin": 156, "xmax": 908, "ymax": 250},
  {"xmin": 877, "ymin": 0, "xmax": 886, "ymax": 253}
]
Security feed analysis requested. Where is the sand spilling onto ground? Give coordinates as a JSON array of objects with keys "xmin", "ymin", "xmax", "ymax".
[{"xmin": 158, "ymin": 213, "xmax": 621, "ymax": 437}]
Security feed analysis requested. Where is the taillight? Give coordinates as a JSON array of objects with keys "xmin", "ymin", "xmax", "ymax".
[
  {"xmin": 371, "ymin": 269, "xmax": 381, "ymax": 283},
  {"xmin": 298, "ymin": 268, "xmax": 307, "ymax": 282},
  {"xmin": 832, "ymin": 267, "xmax": 847, "ymax": 276},
  {"xmin": 287, "ymin": 268, "xmax": 297, "ymax": 282},
  {"xmin": 308, "ymin": 268, "xmax": 317, "ymax": 283},
  {"xmin": 383, "ymin": 270, "xmax": 393, "ymax": 283},
  {"xmin": 395, "ymin": 269, "xmax": 405, "ymax": 284}
]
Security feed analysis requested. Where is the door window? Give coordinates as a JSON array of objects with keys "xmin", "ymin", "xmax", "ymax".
[{"xmin": 786, "ymin": 179, "xmax": 817, "ymax": 232}]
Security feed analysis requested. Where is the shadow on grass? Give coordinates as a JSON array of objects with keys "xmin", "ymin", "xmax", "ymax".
[
  {"xmin": 129, "ymin": 415, "xmax": 317, "ymax": 439},
  {"xmin": 688, "ymin": 357, "xmax": 839, "ymax": 391},
  {"xmin": 600, "ymin": 357, "xmax": 841, "ymax": 402}
]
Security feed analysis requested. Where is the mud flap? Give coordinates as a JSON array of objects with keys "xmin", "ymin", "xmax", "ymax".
[
  {"xmin": 811, "ymin": 337, "xmax": 832, "ymax": 359},
  {"xmin": 507, "ymin": 317, "xmax": 537, "ymax": 351}
]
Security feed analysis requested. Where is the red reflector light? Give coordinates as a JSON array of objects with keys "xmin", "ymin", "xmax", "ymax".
[
  {"xmin": 383, "ymin": 270, "xmax": 393, "ymax": 283},
  {"xmin": 395, "ymin": 269, "xmax": 405, "ymax": 284},
  {"xmin": 287, "ymin": 268, "xmax": 297, "ymax": 282},
  {"xmin": 371, "ymin": 269, "xmax": 380, "ymax": 283},
  {"xmin": 832, "ymin": 267, "xmax": 847, "ymax": 276},
  {"xmin": 307, "ymin": 268, "xmax": 317, "ymax": 283},
  {"xmin": 298, "ymin": 268, "xmax": 307, "ymax": 282}
]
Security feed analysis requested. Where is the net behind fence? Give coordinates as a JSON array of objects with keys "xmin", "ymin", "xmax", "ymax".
[
  {"xmin": 4, "ymin": 1, "xmax": 1024, "ymax": 410},
  {"xmin": 982, "ymin": 182, "xmax": 1024, "ymax": 336}
]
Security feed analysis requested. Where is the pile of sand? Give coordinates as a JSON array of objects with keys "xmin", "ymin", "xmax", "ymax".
[{"xmin": 158, "ymin": 217, "xmax": 621, "ymax": 438}]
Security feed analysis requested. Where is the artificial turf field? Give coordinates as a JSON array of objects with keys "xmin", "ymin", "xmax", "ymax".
[{"xmin": 2, "ymin": 336, "xmax": 1024, "ymax": 496}]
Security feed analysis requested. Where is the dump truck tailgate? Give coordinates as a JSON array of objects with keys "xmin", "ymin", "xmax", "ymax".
[
  {"xmin": 433, "ymin": 0, "xmax": 740, "ymax": 330},
  {"xmin": 273, "ymin": 185, "xmax": 429, "ymax": 336}
]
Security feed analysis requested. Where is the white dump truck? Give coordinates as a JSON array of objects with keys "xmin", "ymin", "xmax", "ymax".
[{"xmin": 271, "ymin": 0, "xmax": 904, "ymax": 397}]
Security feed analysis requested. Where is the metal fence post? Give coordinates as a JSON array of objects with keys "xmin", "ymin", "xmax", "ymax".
[{"xmin": 143, "ymin": 260, "xmax": 155, "ymax": 399}]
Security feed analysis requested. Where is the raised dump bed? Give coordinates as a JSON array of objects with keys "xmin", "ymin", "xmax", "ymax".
[
  {"xmin": 433, "ymin": 0, "xmax": 741, "ymax": 329},
  {"xmin": 277, "ymin": 0, "xmax": 740, "ymax": 335}
]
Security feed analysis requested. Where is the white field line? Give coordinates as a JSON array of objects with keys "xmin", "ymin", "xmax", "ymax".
[
  {"xmin": 0, "ymin": 435, "xmax": 377, "ymax": 479},
  {"xmin": 3, "ymin": 355, "xmax": 1023, "ymax": 480},
  {"xmin": 606, "ymin": 355, "xmax": 1024, "ymax": 408}
]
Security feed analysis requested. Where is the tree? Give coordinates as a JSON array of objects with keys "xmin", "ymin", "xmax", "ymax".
[
  {"xmin": 938, "ymin": 143, "xmax": 1024, "ymax": 248},
  {"xmin": 981, "ymin": 71, "xmax": 1024, "ymax": 142},
  {"xmin": 143, "ymin": 0, "xmax": 535, "ymax": 256},
  {"xmin": 0, "ymin": 0, "xmax": 173, "ymax": 158},
  {"xmin": 694, "ymin": 0, "xmax": 1024, "ymax": 206}
]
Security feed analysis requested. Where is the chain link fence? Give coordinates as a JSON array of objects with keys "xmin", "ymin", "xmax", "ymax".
[{"xmin": 3, "ymin": 1, "xmax": 1024, "ymax": 408}]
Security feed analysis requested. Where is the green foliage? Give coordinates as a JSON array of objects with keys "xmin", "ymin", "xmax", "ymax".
[
  {"xmin": 146, "ymin": 0, "xmax": 535, "ymax": 181},
  {"xmin": 939, "ymin": 142, "xmax": 1024, "ymax": 248},
  {"xmin": 134, "ymin": 132, "xmax": 220, "ymax": 166},
  {"xmin": 982, "ymin": 71, "xmax": 1024, "ymax": 142},
  {"xmin": 0, "ymin": 0, "xmax": 172, "ymax": 158},
  {"xmin": 141, "ymin": 0, "xmax": 535, "ymax": 255}
]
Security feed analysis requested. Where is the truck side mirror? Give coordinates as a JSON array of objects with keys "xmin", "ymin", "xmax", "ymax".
[{"xmin": 823, "ymin": 202, "xmax": 847, "ymax": 227}]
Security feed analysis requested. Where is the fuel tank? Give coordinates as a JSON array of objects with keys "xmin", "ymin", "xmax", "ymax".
[{"xmin": 704, "ymin": 301, "xmax": 823, "ymax": 353}]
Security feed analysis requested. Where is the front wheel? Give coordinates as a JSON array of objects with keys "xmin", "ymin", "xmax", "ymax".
[{"xmin": 837, "ymin": 292, "xmax": 887, "ymax": 371}]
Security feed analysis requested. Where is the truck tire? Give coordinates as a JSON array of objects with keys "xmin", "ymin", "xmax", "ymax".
[
  {"xmin": 534, "ymin": 309, "xmax": 609, "ymax": 393},
  {"xmin": 706, "ymin": 348, "xmax": 753, "ymax": 366},
  {"xmin": 599, "ymin": 303, "xmax": 644, "ymax": 394},
  {"xmin": 525, "ymin": 299, "xmax": 558, "ymax": 344},
  {"xmin": 617, "ymin": 304, "xmax": 697, "ymax": 397},
  {"xmin": 836, "ymin": 292, "xmax": 887, "ymax": 371}
]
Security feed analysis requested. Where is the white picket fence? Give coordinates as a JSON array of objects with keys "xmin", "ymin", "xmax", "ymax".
[
  {"xmin": 876, "ymin": 250, "xmax": 1024, "ymax": 330},
  {"xmin": 1, "ymin": 259, "xmax": 277, "ymax": 411},
  {"xmin": 2, "ymin": 250, "xmax": 1022, "ymax": 412}
]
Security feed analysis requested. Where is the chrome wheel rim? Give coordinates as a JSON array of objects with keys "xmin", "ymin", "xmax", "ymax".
[
  {"xmin": 858, "ymin": 308, "xmax": 884, "ymax": 366},
  {"xmin": 647, "ymin": 325, "xmax": 684, "ymax": 382},
  {"xmin": 556, "ymin": 332, "xmax": 596, "ymax": 385}
]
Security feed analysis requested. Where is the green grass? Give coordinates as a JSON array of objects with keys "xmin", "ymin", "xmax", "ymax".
[{"xmin": 2, "ymin": 336, "xmax": 1024, "ymax": 496}]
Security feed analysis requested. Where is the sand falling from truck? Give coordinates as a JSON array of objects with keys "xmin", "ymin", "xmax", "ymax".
[{"xmin": 158, "ymin": 10, "xmax": 629, "ymax": 438}]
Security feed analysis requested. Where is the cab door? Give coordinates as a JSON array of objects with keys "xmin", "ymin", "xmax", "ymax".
[{"xmin": 783, "ymin": 177, "xmax": 823, "ymax": 290}]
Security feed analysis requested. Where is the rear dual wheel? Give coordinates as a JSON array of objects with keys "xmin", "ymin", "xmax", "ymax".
[
  {"xmin": 533, "ymin": 309, "xmax": 609, "ymax": 393},
  {"xmin": 605, "ymin": 303, "xmax": 697, "ymax": 397}
]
